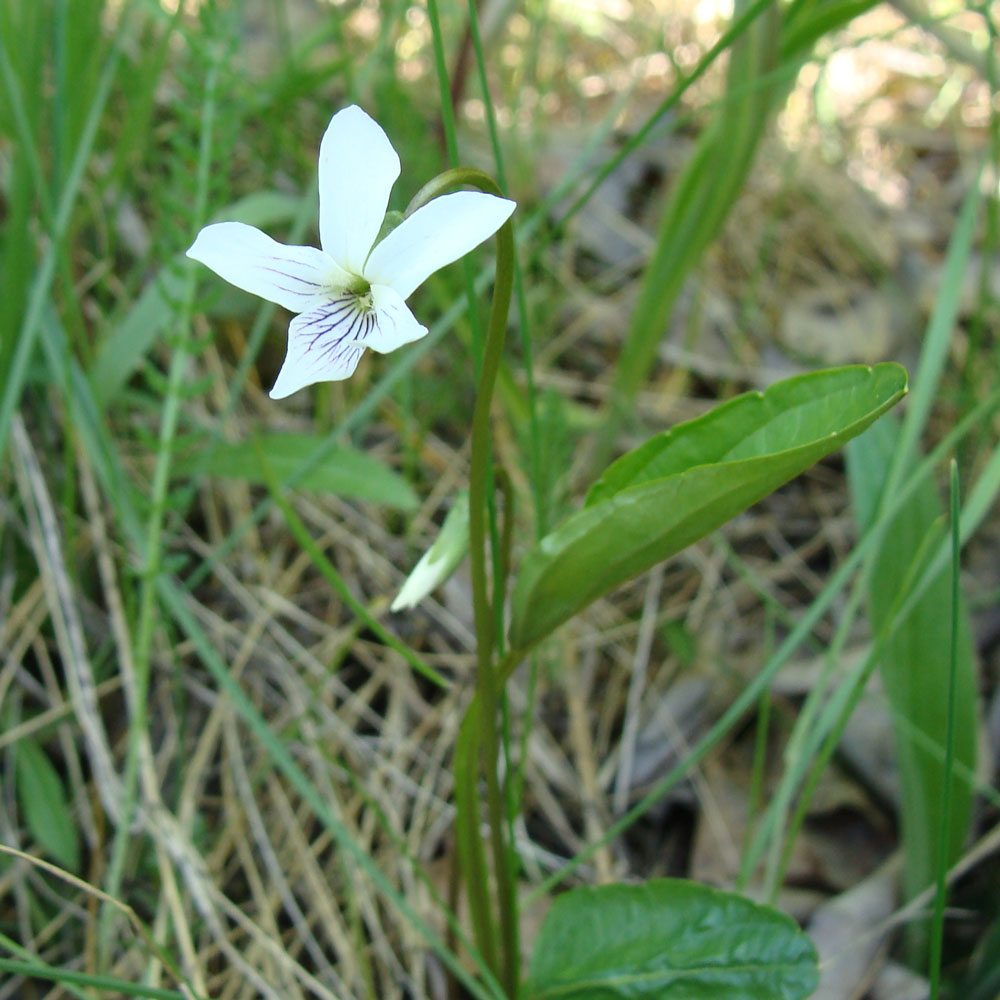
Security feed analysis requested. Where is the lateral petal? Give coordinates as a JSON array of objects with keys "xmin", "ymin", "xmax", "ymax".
[
  {"xmin": 318, "ymin": 105, "xmax": 400, "ymax": 275},
  {"xmin": 269, "ymin": 297, "xmax": 371, "ymax": 398},
  {"xmin": 366, "ymin": 285, "xmax": 428, "ymax": 354},
  {"xmin": 364, "ymin": 191, "xmax": 515, "ymax": 300},
  {"xmin": 187, "ymin": 222, "xmax": 345, "ymax": 313}
]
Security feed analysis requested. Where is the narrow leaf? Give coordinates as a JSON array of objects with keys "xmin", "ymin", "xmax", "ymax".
[
  {"xmin": 510, "ymin": 364, "xmax": 906, "ymax": 651},
  {"xmin": 89, "ymin": 265, "xmax": 185, "ymax": 405},
  {"xmin": 180, "ymin": 433, "xmax": 418, "ymax": 509},
  {"xmin": 15, "ymin": 739, "xmax": 81, "ymax": 872},
  {"xmin": 525, "ymin": 880, "xmax": 818, "ymax": 1000},
  {"xmin": 846, "ymin": 416, "xmax": 977, "ymax": 959}
]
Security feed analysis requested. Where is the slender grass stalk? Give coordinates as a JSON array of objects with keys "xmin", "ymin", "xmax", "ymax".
[
  {"xmin": 426, "ymin": 0, "xmax": 486, "ymax": 369},
  {"xmin": 928, "ymin": 460, "xmax": 962, "ymax": 996},
  {"xmin": 454, "ymin": 707, "xmax": 502, "ymax": 974},
  {"xmin": 465, "ymin": 0, "xmax": 543, "ymax": 539},
  {"xmin": 883, "ymin": 170, "xmax": 982, "ymax": 502},
  {"xmin": 99, "ymin": 42, "xmax": 221, "ymax": 966},
  {"xmin": 736, "ymin": 684, "xmax": 772, "ymax": 891},
  {"xmin": 0, "ymin": 959, "xmax": 186, "ymax": 1000},
  {"xmin": 464, "ymin": 8, "xmax": 535, "ymax": 974},
  {"xmin": 0, "ymin": 2, "xmax": 131, "ymax": 467}
]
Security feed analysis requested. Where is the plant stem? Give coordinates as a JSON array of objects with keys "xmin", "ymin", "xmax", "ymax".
[
  {"xmin": 469, "ymin": 221, "xmax": 518, "ymax": 1000},
  {"xmin": 408, "ymin": 168, "xmax": 519, "ymax": 995}
]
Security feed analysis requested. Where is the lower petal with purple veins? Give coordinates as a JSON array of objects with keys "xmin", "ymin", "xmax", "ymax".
[{"xmin": 269, "ymin": 295, "xmax": 372, "ymax": 398}]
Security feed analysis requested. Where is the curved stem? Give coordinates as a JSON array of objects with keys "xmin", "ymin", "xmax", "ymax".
[
  {"xmin": 412, "ymin": 168, "xmax": 519, "ymax": 996},
  {"xmin": 471, "ymin": 218, "xmax": 519, "ymax": 1000}
]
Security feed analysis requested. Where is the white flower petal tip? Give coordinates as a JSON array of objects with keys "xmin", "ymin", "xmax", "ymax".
[
  {"xmin": 365, "ymin": 191, "xmax": 516, "ymax": 299},
  {"xmin": 188, "ymin": 107, "xmax": 515, "ymax": 397},
  {"xmin": 319, "ymin": 105, "xmax": 401, "ymax": 274},
  {"xmin": 390, "ymin": 492, "xmax": 470, "ymax": 612}
]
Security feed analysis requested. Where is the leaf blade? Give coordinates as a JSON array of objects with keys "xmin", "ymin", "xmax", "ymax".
[
  {"xmin": 525, "ymin": 880, "xmax": 818, "ymax": 1000},
  {"xmin": 846, "ymin": 416, "xmax": 978, "ymax": 959},
  {"xmin": 511, "ymin": 364, "xmax": 906, "ymax": 651},
  {"xmin": 15, "ymin": 739, "xmax": 81, "ymax": 873},
  {"xmin": 179, "ymin": 433, "xmax": 418, "ymax": 509}
]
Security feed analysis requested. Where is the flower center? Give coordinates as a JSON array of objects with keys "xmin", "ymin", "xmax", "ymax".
[{"xmin": 343, "ymin": 273, "xmax": 372, "ymax": 298}]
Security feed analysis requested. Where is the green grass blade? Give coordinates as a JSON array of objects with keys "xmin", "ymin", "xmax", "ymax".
[
  {"xmin": 611, "ymin": 0, "xmax": 879, "ymax": 406},
  {"xmin": 883, "ymin": 168, "xmax": 983, "ymax": 500},
  {"xmin": 185, "ymin": 433, "xmax": 419, "ymax": 509},
  {"xmin": 0, "ymin": 958, "xmax": 186, "ymax": 1000},
  {"xmin": 611, "ymin": 0, "xmax": 783, "ymax": 404},
  {"xmin": 13, "ymin": 737, "xmax": 81, "ymax": 872},
  {"xmin": 0, "ymin": 3, "xmax": 131, "ymax": 467},
  {"xmin": 848, "ymin": 418, "xmax": 977, "ymax": 962},
  {"xmin": 928, "ymin": 461, "xmax": 963, "ymax": 996}
]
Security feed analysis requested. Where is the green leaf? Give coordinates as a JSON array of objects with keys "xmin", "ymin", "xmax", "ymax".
[
  {"xmin": 180, "ymin": 433, "xmax": 418, "ymax": 509},
  {"xmin": 89, "ymin": 264, "xmax": 185, "ymax": 405},
  {"xmin": 15, "ymin": 738, "xmax": 81, "ymax": 872},
  {"xmin": 524, "ymin": 880, "xmax": 818, "ymax": 1000},
  {"xmin": 846, "ymin": 415, "xmax": 977, "ymax": 959},
  {"xmin": 510, "ymin": 364, "xmax": 906, "ymax": 651},
  {"xmin": 211, "ymin": 190, "xmax": 300, "ymax": 229}
]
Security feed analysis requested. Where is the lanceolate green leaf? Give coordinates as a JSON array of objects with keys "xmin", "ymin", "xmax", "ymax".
[
  {"xmin": 524, "ymin": 880, "xmax": 818, "ymax": 1000},
  {"xmin": 510, "ymin": 364, "xmax": 906, "ymax": 651},
  {"xmin": 15, "ymin": 738, "xmax": 81, "ymax": 873},
  {"xmin": 847, "ymin": 415, "xmax": 977, "ymax": 959},
  {"xmin": 178, "ymin": 433, "xmax": 418, "ymax": 510}
]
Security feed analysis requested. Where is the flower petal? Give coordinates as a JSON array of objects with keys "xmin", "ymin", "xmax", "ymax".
[
  {"xmin": 187, "ymin": 222, "xmax": 346, "ymax": 313},
  {"xmin": 318, "ymin": 105, "xmax": 400, "ymax": 275},
  {"xmin": 364, "ymin": 191, "xmax": 515, "ymax": 300},
  {"xmin": 391, "ymin": 491, "xmax": 470, "ymax": 611},
  {"xmin": 269, "ymin": 297, "xmax": 372, "ymax": 398},
  {"xmin": 366, "ymin": 285, "xmax": 428, "ymax": 354}
]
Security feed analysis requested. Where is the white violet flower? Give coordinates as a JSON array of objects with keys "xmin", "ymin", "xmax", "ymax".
[{"xmin": 187, "ymin": 105, "xmax": 516, "ymax": 399}]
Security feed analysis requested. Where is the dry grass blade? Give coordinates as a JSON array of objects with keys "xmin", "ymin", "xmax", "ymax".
[{"xmin": 10, "ymin": 416, "xmax": 123, "ymax": 820}]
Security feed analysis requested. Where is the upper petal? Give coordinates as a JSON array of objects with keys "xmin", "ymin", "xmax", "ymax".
[
  {"xmin": 364, "ymin": 191, "xmax": 516, "ymax": 300},
  {"xmin": 187, "ymin": 222, "xmax": 346, "ymax": 313},
  {"xmin": 269, "ymin": 296, "xmax": 371, "ymax": 398},
  {"xmin": 366, "ymin": 285, "xmax": 428, "ymax": 354},
  {"xmin": 318, "ymin": 106, "xmax": 400, "ymax": 275}
]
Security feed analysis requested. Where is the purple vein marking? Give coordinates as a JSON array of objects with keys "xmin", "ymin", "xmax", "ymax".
[
  {"xmin": 295, "ymin": 294, "xmax": 375, "ymax": 377},
  {"xmin": 258, "ymin": 262, "xmax": 325, "ymax": 298}
]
